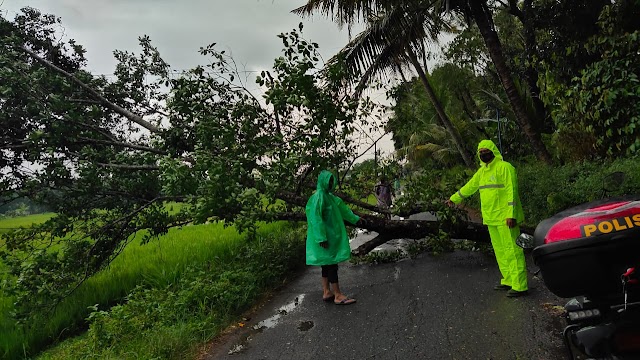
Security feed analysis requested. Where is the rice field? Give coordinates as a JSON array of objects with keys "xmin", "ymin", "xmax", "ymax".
[{"xmin": 1, "ymin": 213, "xmax": 287, "ymax": 359}]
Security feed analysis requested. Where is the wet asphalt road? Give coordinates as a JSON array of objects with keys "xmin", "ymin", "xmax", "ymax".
[{"xmin": 205, "ymin": 235, "xmax": 568, "ymax": 360}]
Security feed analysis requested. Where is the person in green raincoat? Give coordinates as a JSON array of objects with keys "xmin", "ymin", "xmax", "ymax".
[
  {"xmin": 446, "ymin": 140, "xmax": 528, "ymax": 297},
  {"xmin": 306, "ymin": 170, "xmax": 362, "ymax": 305}
]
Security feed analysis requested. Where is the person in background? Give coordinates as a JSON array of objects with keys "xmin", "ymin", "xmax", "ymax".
[
  {"xmin": 393, "ymin": 176, "xmax": 402, "ymax": 198},
  {"xmin": 306, "ymin": 170, "xmax": 362, "ymax": 305},
  {"xmin": 374, "ymin": 175, "xmax": 393, "ymax": 219},
  {"xmin": 446, "ymin": 140, "xmax": 528, "ymax": 297}
]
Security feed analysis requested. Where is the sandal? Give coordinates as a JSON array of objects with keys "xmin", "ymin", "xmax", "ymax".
[{"xmin": 334, "ymin": 298, "xmax": 356, "ymax": 305}]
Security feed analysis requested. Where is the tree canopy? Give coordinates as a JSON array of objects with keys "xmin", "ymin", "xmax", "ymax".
[{"xmin": 0, "ymin": 9, "xmax": 376, "ymax": 315}]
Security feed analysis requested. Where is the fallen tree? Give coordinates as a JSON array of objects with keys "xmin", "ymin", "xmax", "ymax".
[{"xmin": 0, "ymin": 10, "xmax": 488, "ymax": 317}]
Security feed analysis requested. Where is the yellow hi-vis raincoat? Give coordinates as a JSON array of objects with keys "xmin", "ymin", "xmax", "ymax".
[
  {"xmin": 449, "ymin": 140, "xmax": 528, "ymax": 291},
  {"xmin": 306, "ymin": 170, "xmax": 360, "ymax": 266}
]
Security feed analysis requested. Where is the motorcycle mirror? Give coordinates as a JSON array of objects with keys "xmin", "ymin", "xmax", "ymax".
[{"xmin": 516, "ymin": 233, "xmax": 535, "ymax": 249}]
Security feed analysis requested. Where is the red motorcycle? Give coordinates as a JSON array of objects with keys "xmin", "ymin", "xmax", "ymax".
[{"xmin": 519, "ymin": 193, "xmax": 640, "ymax": 359}]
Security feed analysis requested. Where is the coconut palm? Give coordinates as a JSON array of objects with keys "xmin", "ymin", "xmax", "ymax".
[
  {"xmin": 396, "ymin": 123, "xmax": 469, "ymax": 167},
  {"xmin": 294, "ymin": 0, "xmax": 552, "ymax": 164},
  {"xmin": 441, "ymin": 0, "xmax": 551, "ymax": 163},
  {"xmin": 295, "ymin": 1, "xmax": 476, "ymax": 168}
]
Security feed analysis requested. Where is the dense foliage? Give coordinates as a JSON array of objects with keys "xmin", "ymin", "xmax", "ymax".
[
  {"xmin": 386, "ymin": 0, "xmax": 639, "ymax": 164},
  {"xmin": 39, "ymin": 224, "xmax": 305, "ymax": 360}
]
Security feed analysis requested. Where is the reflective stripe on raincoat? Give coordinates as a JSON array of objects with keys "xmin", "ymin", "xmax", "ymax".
[
  {"xmin": 450, "ymin": 140, "xmax": 524, "ymax": 226},
  {"xmin": 306, "ymin": 170, "xmax": 360, "ymax": 266}
]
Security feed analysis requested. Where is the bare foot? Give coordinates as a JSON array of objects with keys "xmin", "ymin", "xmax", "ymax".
[{"xmin": 322, "ymin": 292, "xmax": 335, "ymax": 302}]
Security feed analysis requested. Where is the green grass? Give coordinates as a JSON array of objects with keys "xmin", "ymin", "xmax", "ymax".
[
  {"xmin": 0, "ymin": 213, "xmax": 54, "ymax": 234},
  {"xmin": 35, "ymin": 222, "xmax": 305, "ymax": 359},
  {"xmin": 1, "ymin": 217, "xmax": 303, "ymax": 360}
]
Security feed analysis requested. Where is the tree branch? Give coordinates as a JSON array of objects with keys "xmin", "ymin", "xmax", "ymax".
[
  {"xmin": 66, "ymin": 98, "xmax": 102, "ymax": 105},
  {"xmin": 340, "ymin": 131, "xmax": 389, "ymax": 184},
  {"xmin": 506, "ymin": 0, "xmax": 524, "ymax": 20},
  {"xmin": 94, "ymin": 163, "xmax": 160, "ymax": 170},
  {"xmin": 20, "ymin": 46, "xmax": 161, "ymax": 134},
  {"xmin": 76, "ymin": 137, "xmax": 167, "ymax": 155}
]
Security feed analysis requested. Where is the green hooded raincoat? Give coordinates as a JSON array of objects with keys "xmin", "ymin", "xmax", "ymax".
[
  {"xmin": 449, "ymin": 140, "xmax": 528, "ymax": 291},
  {"xmin": 305, "ymin": 170, "xmax": 360, "ymax": 266}
]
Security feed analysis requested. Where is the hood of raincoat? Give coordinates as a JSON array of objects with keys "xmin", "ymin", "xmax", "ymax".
[
  {"xmin": 477, "ymin": 139, "xmax": 503, "ymax": 165},
  {"xmin": 317, "ymin": 170, "xmax": 336, "ymax": 193}
]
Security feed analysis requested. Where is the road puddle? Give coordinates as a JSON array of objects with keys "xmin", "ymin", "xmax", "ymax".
[
  {"xmin": 297, "ymin": 320, "xmax": 314, "ymax": 332},
  {"xmin": 254, "ymin": 294, "xmax": 305, "ymax": 330},
  {"xmin": 228, "ymin": 294, "xmax": 306, "ymax": 355}
]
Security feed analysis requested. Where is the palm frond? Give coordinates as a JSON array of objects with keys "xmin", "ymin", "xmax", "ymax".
[
  {"xmin": 415, "ymin": 143, "xmax": 443, "ymax": 152},
  {"xmin": 292, "ymin": 0, "xmax": 385, "ymax": 27},
  {"xmin": 325, "ymin": 4, "xmax": 449, "ymax": 94}
]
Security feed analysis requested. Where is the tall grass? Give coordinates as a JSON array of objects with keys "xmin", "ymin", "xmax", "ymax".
[
  {"xmin": 1, "ymin": 214, "xmax": 56, "ymax": 358},
  {"xmin": 1, "ymin": 217, "xmax": 302, "ymax": 359},
  {"xmin": 37, "ymin": 221, "xmax": 305, "ymax": 359}
]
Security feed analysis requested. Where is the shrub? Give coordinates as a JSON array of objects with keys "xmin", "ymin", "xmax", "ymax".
[{"xmin": 517, "ymin": 157, "xmax": 640, "ymax": 225}]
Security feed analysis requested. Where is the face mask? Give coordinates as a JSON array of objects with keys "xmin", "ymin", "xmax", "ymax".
[{"xmin": 479, "ymin": 152, "xmax": 495, "ymax": 163}]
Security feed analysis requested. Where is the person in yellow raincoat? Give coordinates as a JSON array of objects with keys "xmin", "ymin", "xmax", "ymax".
[
  {"xmin": 446, "ymin": 140, "xmax": 528, "ymax": 297},
  {"xmin": 306, "ymin": 170, "xmax": 362, "ymax": 305}
]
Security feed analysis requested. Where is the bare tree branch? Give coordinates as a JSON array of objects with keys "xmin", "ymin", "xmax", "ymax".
[
  {"xmin": 94, "ymin": 163, "xmax": 160, "ymax": 170},
  {"xmin": 20, "ymin": 46, "xmax": 161, "ymax": 134},
  {"xmin": 65, "ymin": 98, "xmax": 102, "ymax": 105},
  {"xmin": 76, "ymin": 137, "xmax": 167, "ymax": 155}
]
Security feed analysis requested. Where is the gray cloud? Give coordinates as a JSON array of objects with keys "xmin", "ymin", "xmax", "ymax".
[{"xmin": 3, "ymin": 0, "xmax": 360, "ymax": 73}]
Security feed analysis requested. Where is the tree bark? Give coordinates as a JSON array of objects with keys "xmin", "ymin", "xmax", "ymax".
[
  {"xmin": 469, "ymin": 1, "xmax": 553, "ymax": 164},
  {"xmin": 272, "ymin": 190, "xmax": 505, "ymax": 256},
  {"xmin": 406, "ymin": 49, "xmax": 476, "ymax": 168}
]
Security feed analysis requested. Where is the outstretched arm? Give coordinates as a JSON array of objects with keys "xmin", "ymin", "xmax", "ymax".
[
  {"xmin": 334, "ymin": 196, "xmax": 360, "ymax": 225},
  {"xmin": 449, "ymin": 170, "xmax": 480, "ymax": 205}
]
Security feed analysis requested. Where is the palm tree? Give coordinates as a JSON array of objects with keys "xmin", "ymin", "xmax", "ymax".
[
  {"xmin": 443, "ymin": 0, "xmax": 552, "ymax": 163},
  {"xmin": 294, "ymin": 0, "xmax": 553, "ymax": 164},
  {"xmin": 295, "ymin": 2, "xmax": 477, "ymax": 168},
  {"xmin": 397, "ymin": 123, "xmax": 472, "ymax": 167}
]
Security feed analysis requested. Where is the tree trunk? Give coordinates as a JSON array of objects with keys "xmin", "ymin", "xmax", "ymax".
[
  {"xmin": 271, "ymin": 211, "xmax": 492, "ymax": 256},
  {"xmin": 350, "ymin": 214, "xmax": 492, "ymax": 255},
  {"xmin": 406, "ymin": 49, "xmax": 476, "ymax": 168},
  {"xmin": 521, "ymin": 0, "xmax": 552, "ymax": 134},
  {"xmin": 469, "ymin": 1, "xmax": 553, "ymax": 164},
  {"xmin": 274, "ymin": 190, "xmax": 496, "ymax": 255}
]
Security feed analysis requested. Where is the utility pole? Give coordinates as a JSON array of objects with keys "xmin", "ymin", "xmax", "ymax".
[
  {"xmin": 473, "ymin": 112, "xmax": 507, "ymax": 155},
  {"xmin": 374, "ymin": 142, "xmax": 378, "ymax": 170}
]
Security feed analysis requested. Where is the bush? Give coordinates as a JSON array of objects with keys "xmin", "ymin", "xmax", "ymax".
[{"xmin": 517, "ymin": 157, "xmax": 640, "ymax": 226}]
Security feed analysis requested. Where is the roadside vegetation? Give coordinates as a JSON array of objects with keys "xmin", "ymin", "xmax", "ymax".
[{"xmin": 1, "ymin": 218, "xmax": 304, "ymax": 359}]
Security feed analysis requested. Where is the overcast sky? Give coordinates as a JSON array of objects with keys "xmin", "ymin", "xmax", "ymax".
[{"xmin": 2, "ymin": 0, "xmax": 395, "ymax": 159}]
